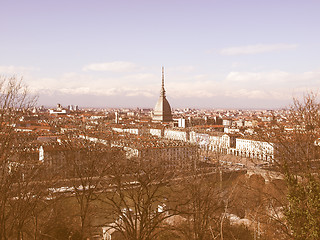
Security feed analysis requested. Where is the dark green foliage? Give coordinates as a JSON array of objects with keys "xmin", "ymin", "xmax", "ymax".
[{"xmin": 285, "ymin": 175, "xmax": 320, "ymax": 240}]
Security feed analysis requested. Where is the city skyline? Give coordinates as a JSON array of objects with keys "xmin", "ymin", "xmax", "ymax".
[{"xmin": 1, "ymin": 0, "xmax": 320, "ymax": 109}]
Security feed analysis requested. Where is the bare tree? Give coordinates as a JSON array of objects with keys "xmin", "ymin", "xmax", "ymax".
[
  {"xmin": 0, "ymin": 76, "xmax": 37, "ymax": 239},
  {"xmin": 60, "ymin": 135, "xmax": 122, "ymax": 239},
  {"xmin": 5, "ymin": 150, "xmax": 49, "ymax": 240},
  {"xmin": 176, "ymin": 172, "xmax": 222, "ymax": 240},
  {"xmin": 100, "ymin": 158, "xmax": 180, "ymax": 240}
]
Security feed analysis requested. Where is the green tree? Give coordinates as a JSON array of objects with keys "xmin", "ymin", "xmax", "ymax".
[
  {"xmin": 258, "ymin": 92, "xmax": 320, "ymax": 239},
  {"xmin": 285, "ymin": 175, "xmax": 320, "ymax": 240}
]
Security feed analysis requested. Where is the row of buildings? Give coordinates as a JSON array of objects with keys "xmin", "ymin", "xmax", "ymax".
[{"xmin": 108, "ymin": 125, "xmax": 274, "ymax": 162}]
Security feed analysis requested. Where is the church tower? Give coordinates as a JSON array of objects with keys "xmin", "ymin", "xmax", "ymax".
[{"xmin": 152, "ymin": 67, "xmax": 173, "ymax": 122}]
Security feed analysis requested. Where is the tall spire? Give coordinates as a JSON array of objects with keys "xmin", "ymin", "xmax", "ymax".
[
  {"xmin": 153, "ymin": 66, "xmax": 173, "ymax": 122},
  {"xmin": 161, "ymin": 66, "xmax": 166, "ymax": 96}
]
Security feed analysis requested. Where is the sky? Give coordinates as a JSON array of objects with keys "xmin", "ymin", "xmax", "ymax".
[{"xmin": 1, "ymin": 0, "xmax": 320, "ymax": 109}]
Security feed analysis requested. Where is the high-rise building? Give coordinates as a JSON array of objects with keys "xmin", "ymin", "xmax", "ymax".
[{"xmin": 152, "ymin": 67, "xmax": 173, "ymax": 122}]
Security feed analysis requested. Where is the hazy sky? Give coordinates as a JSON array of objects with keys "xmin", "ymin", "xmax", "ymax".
[{"xmin": 1, "ymin": 0, "xmax": 320, "ymax": 109}]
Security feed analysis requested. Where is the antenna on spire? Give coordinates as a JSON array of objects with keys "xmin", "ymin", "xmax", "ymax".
[
  {"xmin": 160, "ymin": 66, "xmax": 166, "ymax": 97},
  {"xmin": 162, "ymin": 66, "xmax": 164, "ymax": 88}
]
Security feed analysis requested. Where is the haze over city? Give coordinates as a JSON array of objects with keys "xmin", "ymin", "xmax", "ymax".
[
  {"xmin": 3, "ymin": 1, "xmax": 320, "ymax": 238},
  {"xmin": 1, "ymin": 0, "xmax": 320, "ymax": 108}
]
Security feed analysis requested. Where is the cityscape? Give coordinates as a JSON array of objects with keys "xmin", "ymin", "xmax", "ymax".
[{"xmin": 1, "ymin": 1, "xmax": 320, "ymax": 240}]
